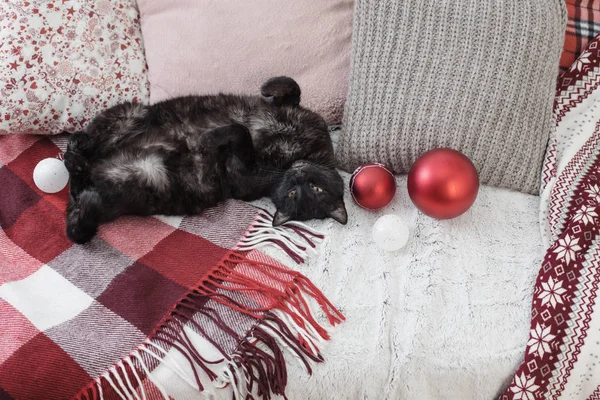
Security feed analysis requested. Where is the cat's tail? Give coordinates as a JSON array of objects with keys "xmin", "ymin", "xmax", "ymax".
[{"xmin": 260, "ymin": 76, "xmax": 301, "ymax": 107}]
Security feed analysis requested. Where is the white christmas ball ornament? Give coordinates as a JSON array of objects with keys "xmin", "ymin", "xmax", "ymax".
[
  {"xmin": 33, "ymin": 158, "xmax": 70, "ymax": 193},
  {"xmin": 372, "ymin": 214, "xmax": 410, "ymax": 252}
]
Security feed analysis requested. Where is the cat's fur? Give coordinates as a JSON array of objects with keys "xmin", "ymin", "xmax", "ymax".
[{"xmin": 64, "ymin": 77, "xmax": 347, "ymax": 244}]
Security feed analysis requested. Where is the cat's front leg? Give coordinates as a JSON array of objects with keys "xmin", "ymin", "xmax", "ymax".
[
  {"xmin": 202, "ymin": 124, "xmax": 256, "ymax": 199},
  {"xmin": 202, "ymin": 124, "xmax": 256, "ymax": 169}
]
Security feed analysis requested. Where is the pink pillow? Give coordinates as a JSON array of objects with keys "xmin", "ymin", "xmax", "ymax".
[
  {"xmin": 0, "ymin": 0, "xmax": 149, "ymax": 135},
  {"xmin": 137, "ymin": 0, "xmax": 353, "ymax": 125}
]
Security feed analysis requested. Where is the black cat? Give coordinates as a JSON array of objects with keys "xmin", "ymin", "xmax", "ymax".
[{"xmin": 64, "ymin": 76, "xmax": 347, "ymax": 244}]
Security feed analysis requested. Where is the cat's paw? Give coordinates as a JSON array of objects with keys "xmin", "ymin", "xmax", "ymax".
[
  {"xmin": 66, "ymin": 132, "xmax": 92, "ymax": 156},
  {"xmin": 64, "ymin": 151, "xmax": 90, "ymax": 175},
  {"xmin": 66, "ymin": 218, "xmax": 97, "ymax": 244},
  {"xmin": 66, "ymin": 189, "xmax": 102, "ymax": 244}
]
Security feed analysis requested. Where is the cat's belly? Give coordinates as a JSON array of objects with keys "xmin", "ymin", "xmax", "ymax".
[
  {"xmin": 90, "ymin": 149, "xmax": 224, "ymax": 214},
  {"xmin": 92, "ymin": 152, "xmax": 170, "ymax": 191}
]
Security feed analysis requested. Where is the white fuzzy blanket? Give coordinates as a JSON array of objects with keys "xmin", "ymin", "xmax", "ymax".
[
  {"xmin": 251, "ymin": 172, "xmax": 543, "ymax": 399},
  {"xmin": 148, "ymin": 126, "xmax": 543, "ymax": 399}
]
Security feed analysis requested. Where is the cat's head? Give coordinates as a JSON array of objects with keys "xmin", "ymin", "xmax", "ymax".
[{"xmin": 272, "ymin": 160, "xmax": 347, "ymax": 226}]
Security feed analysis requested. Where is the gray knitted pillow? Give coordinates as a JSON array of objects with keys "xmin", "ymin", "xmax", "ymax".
[{"xmin": 337, "ymin": 0, "xmax": 567, "ymax": 194}]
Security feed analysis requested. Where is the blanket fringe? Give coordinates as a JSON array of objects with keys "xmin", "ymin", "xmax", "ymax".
[
  {"xmin": 234, "ymin": 209, "xmax": 325, "ymax": 264},
  {"xmin": 75, "ymin": 250, "xmax": 343, "ymax": 400}
]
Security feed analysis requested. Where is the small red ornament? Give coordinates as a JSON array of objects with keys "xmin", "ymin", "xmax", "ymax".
[
  {"xmin": 350, "ymin": 163, "xmax": 397, "ymax": 209},
  {"xmin": 407, "ymin": 148, "xmax": 479, "ymax": 219}
]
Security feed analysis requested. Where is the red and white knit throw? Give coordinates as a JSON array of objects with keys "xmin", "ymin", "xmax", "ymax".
[
  {"xmin": 0, "ymin": 134, "xmax": 343, "ymax": 399},
  {"xmin": 503, "ymin": 34, "xmax": 600, "ymax": 400}
]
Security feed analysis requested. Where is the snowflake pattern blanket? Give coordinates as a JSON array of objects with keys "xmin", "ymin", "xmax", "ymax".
[
  {"xmin": 502, "ymin": 34, "xmax": 600, "ymax": 400},
  {"xmin": 0, "ymin": 135, "xmax": 343, "ymax": 399}
]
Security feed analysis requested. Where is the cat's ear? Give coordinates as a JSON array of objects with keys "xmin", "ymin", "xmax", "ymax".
[
  {"xmin": 273, "ymin": 210, "xmax": 292, "ymax": 227},
  {"xmin": 328, "ymin": 201, "xmax": 348, "ymax": 225}
]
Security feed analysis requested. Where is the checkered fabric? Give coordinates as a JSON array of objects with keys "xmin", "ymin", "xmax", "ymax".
[
  {"xmin": 0, "ymin": 134, "xmax": 343, "ymax": 400},
  {"xmin": 560, "ymin": 0, "xmax": 600, "ymax": 73}
]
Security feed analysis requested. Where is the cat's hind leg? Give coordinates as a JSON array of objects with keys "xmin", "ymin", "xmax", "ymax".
[
  {"xmin": 64, "ymin": 133, "xmax": 92, "ymax": 201},
  {"xmin": 66, "ymin": 188, "xmax": 106, "ymax": 244},
  {"xmin": 260, "ymin": 76, "xmax": 301, "ymax": 107},
  {"xmin": 85, "ymin": 102, "xmax": 149, "ymax": 153},
  {"xmin": 64, "ymin": 102, "xmax": 149, "ymax": 161},
  {"xmin": 65, "ymin": 131, "xmax": 93, "ymax": 160}
]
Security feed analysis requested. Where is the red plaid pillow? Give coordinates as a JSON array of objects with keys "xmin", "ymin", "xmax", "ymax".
[{"xmin": 560, "ymin": 0, "xmax": 600, "ymax": 72}]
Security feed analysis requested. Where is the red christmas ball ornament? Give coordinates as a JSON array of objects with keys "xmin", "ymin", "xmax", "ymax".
[
  {"xmin": 407, "ymin": 148, "xmax": 479, "ymax": 219},
  {"xmin": 350, "ymin": 163, "xmax": 397, "ymax": 209}
]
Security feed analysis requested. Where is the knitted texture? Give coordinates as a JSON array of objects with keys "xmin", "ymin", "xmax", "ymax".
[{"xmin": 338, "ymin": 0, "xmax": 567, "ymax": 194}]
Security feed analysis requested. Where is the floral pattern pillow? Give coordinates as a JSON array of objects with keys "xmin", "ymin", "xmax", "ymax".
[{"xmin": 0, "ymin": 0, "xmax": 149, "ymax": 135}]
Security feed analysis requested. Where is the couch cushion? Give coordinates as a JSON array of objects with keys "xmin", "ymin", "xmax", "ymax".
[
  {"xmin": 0, "ymin": 0, "xmax": 149, "ymax": 135},
  {"xmin": 136, "ymin": 0, "xmax": 353, "ymax": 125},
  {"xmin": 337, "ymin": 0, "xmax": 567, "ymax": 194}
]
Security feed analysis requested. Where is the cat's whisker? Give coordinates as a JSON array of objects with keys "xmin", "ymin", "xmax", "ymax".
[
  {"xmin": 321, "ymin": 160, "xmax": 339, "ymax": 169},
  {"xmin": 252, "ymin": 175, "xmax": 284, "ymax": 184},
  {"xmin": 255, "ymin": 167, "xmax": 285, "ymax": 175}
]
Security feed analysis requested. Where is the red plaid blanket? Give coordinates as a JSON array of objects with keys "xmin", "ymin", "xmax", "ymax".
[
  {"xmin": 502, "ymin": 34, "xmax": 600, "ymax": 400},
  {"xmin": 560, "ymin": 0, "xmax": 600, "ymax": 73},
  {"xmin": 0, "ymin": 135, "xmax": 343, "ymax": 399}
]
